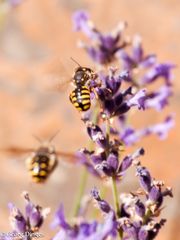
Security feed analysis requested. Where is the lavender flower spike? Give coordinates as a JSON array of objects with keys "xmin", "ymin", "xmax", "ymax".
[{"xmin": 126, "ymin": 89, "xmax": 146, "ymax": 110}]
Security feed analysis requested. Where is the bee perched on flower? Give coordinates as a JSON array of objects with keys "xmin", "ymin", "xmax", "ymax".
[
  {"xmin": 68, "ymin": 9, "xmax": 175, "ymax": 240},
  {"xmin": 1, "ymin": 8, "xmax": 175, "ymax": 240},
  {"xmin": 69, "ymin": 58, "xmax": 98, "ymax": 112}
]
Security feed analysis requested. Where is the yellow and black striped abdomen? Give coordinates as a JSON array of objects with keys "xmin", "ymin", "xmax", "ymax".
[
  {"xmin": 29, "ymin": 155, "xmax": 50, "ymax": 183},
  {"xmin": 69, "ymin": 86, "xmax": 91, "ymax": 112}
]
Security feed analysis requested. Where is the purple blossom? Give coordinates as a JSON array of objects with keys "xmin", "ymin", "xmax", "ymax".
[
  {"xmin": 91, "ymin": 187, "xmax": 112, "ymax": 213},
  {"xmin": 76, "ymin": 149, "xmax": 101, "ymax": 178},
  {"xmin": 7, "ymin": 192, "xmax": 49, "ymax": 237},
  {"xmin": 72, "ymin": 10, "xmax": 128, "ymax": 64},
  {"xmin": 144, "ymin": 85, "xmax": 173, "ymax": 111},
  {"xmin": 147, "ymin": 115, "xmax": 174, "ymax": 139},
  {"xmin": 118, "ymin": 148, "xmax": 144, "ymax": 173},
  {"xmin": 72, "ymin": 10, "xmax": 98, "ymax": 40},
  {"xmin": 117, "ymin": 35, "xmax": 157, "ymax": 70},
  {"xmin": 136, "ymin": 166, "xmax": 152, "ymax": 192},
  {"xmin": 147, "ymin": 181, "xmax": 173, "ymax": 212},
  {"xmin": 52, "ymin": 205, "xmax": 116, "ymax": 240},
  {"xmin": 141, "ymin": 63, "xmax": 175, "ymax": 86},
  {"xmin": 120, "ymin": 115, "xmax": 174, "ymax": 145},
  {"xmin": 8, "ymin": 203, "xmax": 27, "ymax": 233},
  {"xmin": 86, "ymin": 121, "xmax": 107, "ymax": 148},
  {"xmin": 96, "ymin": 69, "xmax": 146, "ymax": 117},
  {"xmin": 126, "ymin": 89, "xmax": 146, "ymax": 110},
  {"xmin": 24, "ymin": 192, "xmax": 49, "ymax": 229},
  {"xmin": 135, "ymin": 200, "xmax": 145, "ymax": 218}
]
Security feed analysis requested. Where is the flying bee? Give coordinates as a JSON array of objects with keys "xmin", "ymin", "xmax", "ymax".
[
  {"xmin": 25, "ymin": 137, "xmax": 58, "ymax": 183},
  {"xmin": 1, "ymin": 132, "xmax": 77, "ymax": 183},
  {"xmin": 69, "ymin": 58, "xmax": 98, "ymax": 112}
]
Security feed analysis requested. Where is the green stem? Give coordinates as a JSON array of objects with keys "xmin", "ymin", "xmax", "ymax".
[
  {"xmin": 143, "ymin": 208, "xmax": 152, "ymax": 224},
  {"xmin": 106, "ymin": 118, "xmax": 110, "ymax": 150},
  {"xmin": 106, "ymin": 117, "xmax": 122, "ymax": 239},
  {"xmin": 72, "ymin": 166, "xmax": 88, "ymax": 216},
  {"xmin": 112, "ymin": 176, "xmax": 123, "ymax": 239},
  {"xmin": 72, "ymin": 104, "xmax": 99, "ymax": 217},
  {"xmin": 111, "ymin": 176, "xmax": 120, "ymax": 216}
]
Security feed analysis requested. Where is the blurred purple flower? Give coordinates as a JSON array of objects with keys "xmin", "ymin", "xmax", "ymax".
[
  {"xmin": 144, "ymin": 85, "xmax": 173, "ymax": 111},
  {"xmin": 141, "ymin": 63, "xmax": 175, "ymax": 86},
  {"xmin": 8, "ymin": 0, "xmax": 23, "ymax": 7},
  {"xmin": 76, "ymin": 148, "xmax": 101, "ymax": 178},
  {"xmin": 52, "ymin": 205, "xmax": 116, "ymax": 240},
  {"xmin": 117, "ymin": 35, "xmax": 157, "ymax": 70},
  {"xmin": 120, "ymin": 115, "xmax": 174, "ymax": 145},
  {"xmin": 7, "ymin": 192, "xmax": 49, "ymax": 237},
  {"xmin": 8, "ymin": 203, "xmax": 27, "ymax": 233},
  {"xmin": 72, "ymin": 10, "xmax": 128, "ymax": 64}
]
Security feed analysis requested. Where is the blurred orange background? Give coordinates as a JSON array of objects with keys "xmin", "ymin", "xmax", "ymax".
[{"xmin": 0, "ymin": 0, "xmax": 179, "ymax": 239}]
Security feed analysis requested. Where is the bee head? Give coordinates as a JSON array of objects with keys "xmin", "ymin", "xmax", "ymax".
[
  {"xmin": 36, "ymin": 142, "xmax": 55, "ymax": 154},
  {"xmin": 73, "ymin": 67, "xmax": 96, "ymax": 86}
]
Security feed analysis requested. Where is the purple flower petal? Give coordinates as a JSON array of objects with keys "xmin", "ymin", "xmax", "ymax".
[
  {"xmin": 144, "ymin": 85, "xmax": 173, "ymax": 111},
  {"xmin": 136, "ymin": 166, "xmax": 152, "ymax": 192},
  {"xmin": 51, "ymin": 205, "xmax": 70, "ymax": 230},
  {"xmin": 140, "ymin": 54, "xmax": 156, "ymax": 68},
  {"xmin": 121, "ymin": 115, "xmax": 174, "ymax": 145},
  {"xmin": 138, "ymin": 227, "xmax": 149, "ymax": 240},
  {"xmin": 107, "ymin": 153, "xmax": 119, "ymax": 172},
  {"xmin": 8, "ymin": 203, "xmax": 26, "ymax": 233},
  {"xmin": 141, "ymin": 63, "xmax": 175, "ymax": 86},
  {"xmin": 72, "ymin": 10, "xmax": 98, "ymax": 40},
  {"xmin": 126, "ymin": 89, "xmax": 146, "ymax": 109},
  {"xmin": 87, "ymin": 122, "xmax": 107, "ymax": 148},
  {"xmin": 148, "ymin": 115, "xmax": 174, "ymax": 139},
  {"xmin": 91, "ymin": 187, "xmax": 111, "ymax": 213},
  {"xmin": 119, "ymin": 148, "xmax": 144, "ymax": 173},
  {"xmin": 135, "ymin": 200, "xmax": 145, "ymax": 217},
  {"xmin": 132, "ymin": 35, "xmax": 143, "ymax": 63}
]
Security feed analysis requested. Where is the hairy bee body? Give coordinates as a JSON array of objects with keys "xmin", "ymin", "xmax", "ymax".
[
  {"xmin": 26, "ymin": 146, "xmax": 57, "ymax": 183},
  {"xmin": 69, "ymin": 65, "xmax": 96, "ymax": 112},
  {"xmin": 69, "ymin": 86, "xmax": 91, "ymax": 112}
]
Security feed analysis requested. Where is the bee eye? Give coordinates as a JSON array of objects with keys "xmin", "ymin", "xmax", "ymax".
[{"xmin": 75, "ymin": 71, "xmax": 83, "ymax": 80}]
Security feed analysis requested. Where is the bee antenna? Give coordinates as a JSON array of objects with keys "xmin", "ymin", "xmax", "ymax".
[
  {"xmin": 70, "ymin": 57, "xmax": 81, "ymax": 67},
  {"xmin": 32, "ymin": 135, "xmax": 43, "ymax": 144},
  {"xmin": 48, "ymin": 130, "xmax": 60, "ymax": 143}
]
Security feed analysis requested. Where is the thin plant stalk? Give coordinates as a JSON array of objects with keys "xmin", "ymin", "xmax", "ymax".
[{"xmin": 72, "ymin": 104, "xmax": 99, "ymax": 217}]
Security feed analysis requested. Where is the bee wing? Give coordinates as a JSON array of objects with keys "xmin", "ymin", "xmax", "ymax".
[
  {"xmin": 56, "ymin": 150, "xmax": 78, "ymax": 164},
  {"xmin": 0, "ymin": 146, "xmax": 34, "ymax": 155},
  {"xmin": 43, "ymin": 57, "xmax": 73, "ymax": 92}
]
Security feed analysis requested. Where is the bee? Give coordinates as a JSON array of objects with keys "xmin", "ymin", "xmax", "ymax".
[
  {"xmin": 69, "ymin": 58, "xmax": 97, "ymax": 112},
  {"xmin": 1, "ymin": 132, "xmax": 76, "ymax": 183},
  {"xmin": 26, "ymin": 139, "xmax": 58, "ymax": 183}
]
